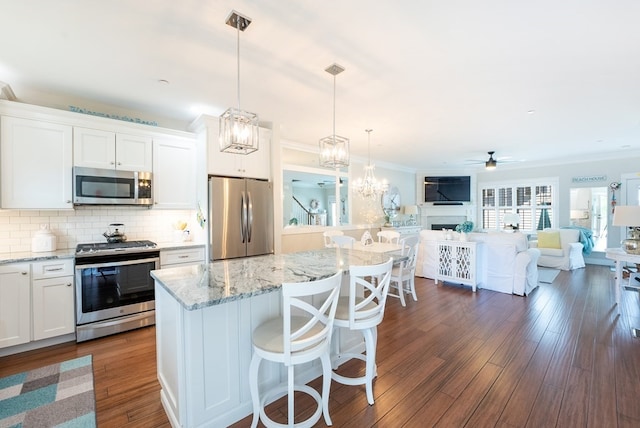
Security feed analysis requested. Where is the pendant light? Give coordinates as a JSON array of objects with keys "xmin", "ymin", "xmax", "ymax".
[
  {"xmin": 319, "ymin": 63, "xmax": 349, "ymax": 168},
  {"xmin": 219, "ymin": 10, "xmax": 259, "ymax": 155},
  {"xmin": 353, "ymin": 129, "xmax": 387, "ymax": 200}
]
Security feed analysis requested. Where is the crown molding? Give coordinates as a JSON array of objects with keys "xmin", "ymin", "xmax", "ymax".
[{"xmin": 0, "ymin": 81, "xmax": 16, "ymax": 101}]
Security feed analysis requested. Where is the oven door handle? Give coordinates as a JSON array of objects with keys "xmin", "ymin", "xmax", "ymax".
[{"xmin": 75, "ymin": 256, "xmax": 160, "ymax": 270}]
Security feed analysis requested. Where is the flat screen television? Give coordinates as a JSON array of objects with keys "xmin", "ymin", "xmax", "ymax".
[{"xmin": 424, "ymin": 176, "xmax": 471, "ymax": 203}]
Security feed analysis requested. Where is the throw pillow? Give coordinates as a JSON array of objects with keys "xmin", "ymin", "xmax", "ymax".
[{"xmin": 537, "ymin": 231, "xmax": 562, "ymax": 249}]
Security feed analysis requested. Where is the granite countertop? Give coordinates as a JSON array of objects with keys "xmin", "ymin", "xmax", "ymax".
[
  {"xmin": 151, "ymin": 248, "xmax": 402, "ymax": 311},
  {"xmin": 0, "ymin": 248, "xmax": 77, "ymax": 264},
  {"xmin": 0, "ymin": 242, "xmax": 205, "ymax": 265}
]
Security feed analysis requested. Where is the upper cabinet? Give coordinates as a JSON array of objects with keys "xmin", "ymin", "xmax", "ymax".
[
  {"xmin": 153, "ymin": 137, "xmax": 197, "ymax": 209},
  {"xmin": 1, "ymin": 116, "xmax": 73, "ymax": 209},
  {"xmin": 192, "ymin": 116, "xmax": 271, "ymax": 180},
  {"xmin": 74, "ymin": 127, "xmax": 153, "ymax": 172}
]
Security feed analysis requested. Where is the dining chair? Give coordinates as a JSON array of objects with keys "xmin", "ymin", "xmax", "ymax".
[
  {"xmin": 331, "ymin": 258, "xmax": 393, "ymax": 405},
  {"xmin": 249, "ymin": 271, "xmax": 342, "ymax": 428},
  {"xmin": 331, "ymin": 235, "xmax": 355, "ymax": 249},
  {"xmin": 389, "ymin": 235, "xmax": 420, "ymax": 306},
  {"xmin": 377, "ymin": 230, "xmax": 400, "ymax": 244},
  {"xmin": 323, "ymin": 230, "xmax": 344, "ymax": 247}
]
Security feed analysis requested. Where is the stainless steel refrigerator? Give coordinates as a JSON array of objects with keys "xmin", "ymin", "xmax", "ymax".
[{"xmin": 209, "ymin": 176, "xmax": 274, "ymax": 261}]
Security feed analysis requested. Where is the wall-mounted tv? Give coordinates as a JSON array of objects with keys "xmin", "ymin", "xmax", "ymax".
[{"xmin": 424, "ymin": 176, "xmax": 471, "ymax": 203}]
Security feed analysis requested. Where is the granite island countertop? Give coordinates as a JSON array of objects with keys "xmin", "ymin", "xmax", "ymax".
[{"xmin": 151, "ymin": 248, "xmax": 402, "ymax": 311}]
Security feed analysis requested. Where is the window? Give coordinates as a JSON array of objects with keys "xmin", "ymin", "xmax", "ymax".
[{"xmin": 481, "ymin": 180, "xmax": 557, "ymax": 232}]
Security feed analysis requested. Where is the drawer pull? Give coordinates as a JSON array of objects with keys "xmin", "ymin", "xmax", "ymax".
[
  {"xmin": 45, "ymin": 267, "xmax": 64, "ymax": 272},
  {"xmin": 21, "ymin": 272, "xmax": 28, "ymax": 275},
  {"xmin": 67, "ymin": 283, "xmax": 72, "ymax": 287},
  {"xmin": 178, "ymin": 255, "xmax": 189, "ymax": 259}
]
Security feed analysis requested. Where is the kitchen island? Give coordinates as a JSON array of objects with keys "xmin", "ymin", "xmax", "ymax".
[{"xmin": 151, "ymin": 248, "xmax": 400, "ymax": 428}]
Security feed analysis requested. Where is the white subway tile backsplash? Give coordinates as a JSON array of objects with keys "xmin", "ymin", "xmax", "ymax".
[{"xmin": 0, "ymin": 206, "xmax": 200, "ymax": 253}]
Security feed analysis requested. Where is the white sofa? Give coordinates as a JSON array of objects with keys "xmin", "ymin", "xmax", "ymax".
[
  {"xmin": 416, "ymin": 230, "xmax": 541, "ymax": 296},
  {"xmin": 530, "ymin": 228, "xmax": 585, "ymax": 271}
]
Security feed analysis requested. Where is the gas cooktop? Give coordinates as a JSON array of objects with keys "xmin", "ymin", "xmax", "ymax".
[{"xmin": 76, "ymin": 240, "xmax": 157, "ymax": 255}]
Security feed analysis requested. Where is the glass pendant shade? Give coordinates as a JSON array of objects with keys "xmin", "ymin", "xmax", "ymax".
[
  {"xmin": 219, "ymin": 107, "xmax": 259, "ymax": 154},
  {"xmin": 319, "ymin": 135, "xmax": 349, "ymax": 168},
  {"xmin": 219, "ymin": 10, "xmax": 259, "ymax": 155},
  {"xmin": 319, "ymin": 63, "xmax": 349, "ymax": 168}
]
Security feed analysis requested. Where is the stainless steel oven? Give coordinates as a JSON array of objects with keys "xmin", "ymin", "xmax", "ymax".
[{"xmin": 75, "ymin": 241, "xmax": 159, "ymax": 342}]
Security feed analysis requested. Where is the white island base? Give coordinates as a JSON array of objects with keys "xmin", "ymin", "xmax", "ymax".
[{"xmin": 155, "ymin": 282, "xmax": 363, "ymax": 427}]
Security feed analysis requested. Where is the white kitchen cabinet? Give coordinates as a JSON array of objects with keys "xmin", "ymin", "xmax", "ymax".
[
  {"xmin": 73, "ymin": 127, "xmax": 153, "ymax": 171},
  {"xmin": 219, "ymin": 127, "xmax": 271, "ymax": 179},
  {"xmin": 0, "ymin": 264, "xmax": 31, "ymax": 349},
  {"xmin": 1, "ymin": 116, "xmax": 73, "ymax": 209},
  {"xmin": 197, "ymin": 116, "xmax": 271, "ymax": 180},
  {"xmin": 31, "ymin": 259, "xmax": 75, "ymax": 341},
  {"xmin": 153, "ymin": 137, "xmax": 197, "ymax": 209},
  {"xmin": 160, "ymin": 247, "xmax": 205, "ymax": 267},
  {"xmin": 435, "ymin": 240, "xmax": 483, "ymax": 292}
]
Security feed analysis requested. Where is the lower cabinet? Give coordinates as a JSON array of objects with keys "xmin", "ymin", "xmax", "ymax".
[
  {"xmin": 160, "ymin": 247, "xmax": 205, "ymax": 268},
  {"xmin": 0, "ymin": 264, "xmax": 31, "ymax": 348},
  {"xmin": 0, "ymin": 259, "xmax": 75, "ymax": 352},
  {"xmin": 32, "ymin": 260, "xmax": 75, "ymax": 341}
]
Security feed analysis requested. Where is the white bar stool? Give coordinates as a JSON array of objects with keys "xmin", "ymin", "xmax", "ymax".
[
  {"xmin": 249, "ymin": 271, "xmax": 342, "ymax": 428},
  {"xmin": 331, "ymin": 258, "xmax": 393, "ymax": 405}
]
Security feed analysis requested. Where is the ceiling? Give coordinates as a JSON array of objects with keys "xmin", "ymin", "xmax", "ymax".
[{"xmin": 2, "ymin": 1, "xmax": 640, "ymax": 171}]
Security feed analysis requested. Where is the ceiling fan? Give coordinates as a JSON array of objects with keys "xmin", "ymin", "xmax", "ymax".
[{"xmin": 465, "ymin": 151, "xmax": 518, "ymax": 170}]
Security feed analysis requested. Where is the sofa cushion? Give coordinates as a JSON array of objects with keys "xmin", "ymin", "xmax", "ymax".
[
  {"xmin": 537, "ymin": 231, "xmax": 562, "ymax": 249},
  {"xmin": 538, "ymin": 247, "xmax": 564, "ymax": 257}
]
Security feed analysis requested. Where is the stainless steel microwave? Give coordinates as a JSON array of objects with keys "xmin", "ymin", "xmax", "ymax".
[{"xmin": 73, "ymin": 167, "xmax": 153, "ymax": 206}]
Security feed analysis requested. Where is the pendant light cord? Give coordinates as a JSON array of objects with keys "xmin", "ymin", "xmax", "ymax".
[
  {"xmin": 332, "ymin": 74, "xmax": 336, "ymax": 143},
  {"xmin": 236, "ymin": 18, "xmax": 241, "ymax": 110},
  {"xmin": 366, "ymin": 129, "xmax": 373, "ymax": 167}
]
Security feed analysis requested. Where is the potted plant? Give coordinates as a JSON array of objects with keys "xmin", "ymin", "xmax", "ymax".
[{"xmin": 455, "ymin": 221, "xmax": 474, "ymax": 241}]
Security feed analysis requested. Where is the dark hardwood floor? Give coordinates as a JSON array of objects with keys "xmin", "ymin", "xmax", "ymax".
[{"xmin": 2, "ymin": 264, "xmax": 639, "ymax": 427}]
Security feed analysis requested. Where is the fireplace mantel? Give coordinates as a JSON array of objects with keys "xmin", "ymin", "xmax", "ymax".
[{"xmin": 419, "ymin": 204, "xmax": 476, "ymax": 230}]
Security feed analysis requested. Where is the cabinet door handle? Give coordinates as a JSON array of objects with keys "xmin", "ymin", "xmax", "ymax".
[
  {"xmin": 21, "ymin": 272, "xmax": 28, "ymax": 275},
  {"xmin": 110, "ymin": 161, "xmax": 115, "ymax": 165},
  {"xmin": 67, "ymin": 283, "xmax": 72, "ymax": 287},
  {"xmin": 117, "ymin": 162, "xmax": 122, "ymax": 165}
]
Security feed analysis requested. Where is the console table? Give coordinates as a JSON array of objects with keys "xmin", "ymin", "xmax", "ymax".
[
  {"xmin": 605, "ymin": 248, "xmax": 640, "ymax": 338},
  {"xmin": 435, "ymin": 240, "xmax": 483, "ymax": 292}
]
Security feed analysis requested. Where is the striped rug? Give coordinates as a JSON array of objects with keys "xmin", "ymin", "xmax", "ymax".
[{"xmin": 0, "ymin": 355, "xmax": 96, "ymax": 428}]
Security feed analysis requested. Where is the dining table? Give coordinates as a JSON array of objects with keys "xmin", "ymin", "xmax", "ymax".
[{"xmin": 352, "ymin": 241, "xmax": 404, "ymax": 254}]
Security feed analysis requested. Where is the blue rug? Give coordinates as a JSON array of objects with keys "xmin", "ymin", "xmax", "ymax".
[
  {"xmin": 538, "ymin": 268, "xmax": 560, "ymax": 284},
  {"xmin": 0, "ymin": 355, "xmax": 96, "ymax": 427}
]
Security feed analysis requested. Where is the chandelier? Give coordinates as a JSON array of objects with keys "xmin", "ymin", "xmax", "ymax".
[
  {"xmin": 219, "ymin": 10, "xmax": 259, "ymax": 155},
  {"xmin": 353, "ymin": 129, "xmax": 387, "ymax": 199},
  {"xmin": 319, "ymin": 63, "xmax": 349, "ymax": 168}
]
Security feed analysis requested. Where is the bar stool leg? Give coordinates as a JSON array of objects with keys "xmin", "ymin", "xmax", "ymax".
[
  {"xmin": 249, "ymin": 353, "xmax": 261, "ymax": 428},
  {"xmin": 363, "ymin": 327, "xmax": 377, "ymax": 405}
]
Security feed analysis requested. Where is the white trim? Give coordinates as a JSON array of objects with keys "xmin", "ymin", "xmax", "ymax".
[{"xmin": 0, "ymin": 81, "xmax": 16, "ymax": 101}]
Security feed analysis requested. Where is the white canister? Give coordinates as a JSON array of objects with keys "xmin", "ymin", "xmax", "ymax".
[{"xmin": 32, "ymin": 225, "xmax": 57, "ymax": 253}]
